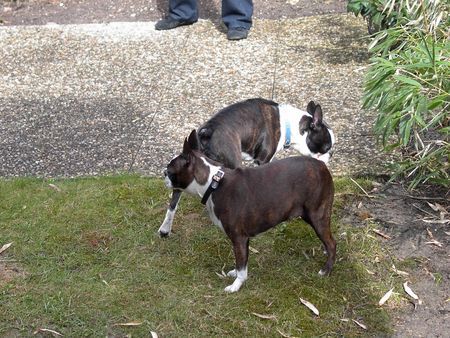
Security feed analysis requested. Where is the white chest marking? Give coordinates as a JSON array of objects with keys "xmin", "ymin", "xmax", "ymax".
[
  {"xmin": 206, "ymin": 198, "xmax": 224, "ymax": 232},
  {"xmin": 185, "ymin": 157, "xmax": 221, "ymax": 197},
  {"xmin": 184, "ymin": 157, "xmax": 225, "ymax": 231}
]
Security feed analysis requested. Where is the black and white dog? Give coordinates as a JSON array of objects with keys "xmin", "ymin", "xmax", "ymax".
[
  {"xmin": 159, "ymin": 98, "xmax": 335, "ymax": 236},
  {"xmin": 162, "ymin": 130, "xmax": 336, "ymax": 292}
]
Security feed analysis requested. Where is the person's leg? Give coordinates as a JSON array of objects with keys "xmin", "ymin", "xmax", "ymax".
[
  {"xmin": 155, "ymin": 0, "xmax": 198, "ymax": 30},
  {"xmin": 222, "ymin": 0, "xmax": 253, "ymax": 29},
  {"xmin": 169, "ymin": 0, "xmax": 198, "ymax": 22},
  {"xmin": 222, "ymin": 0, "xmax": 253, "ymax": 40}
]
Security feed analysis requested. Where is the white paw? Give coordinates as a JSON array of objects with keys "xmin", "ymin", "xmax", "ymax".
[
  {"xmin": 159, "ymin": 209, "xmax": 175, "ymax": 235},
  {"xmin": 158, "ymin": 229, "xmax": 170, "ymax": 237},
  {"xmin": 227, "ymin": 269, "xmax": 237, "ymax": 278},
  {"xmin": 224, "ymin": 284, "xmax": 240, "ymax": 293},
  {"xmin": 318, "ymin": 269, "xmax": 327, "ymax": 276}
]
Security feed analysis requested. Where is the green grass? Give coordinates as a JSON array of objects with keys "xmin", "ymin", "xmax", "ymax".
[{"xmin": 0, "ymin": 175, "xmax": 398, "ymax": 337}]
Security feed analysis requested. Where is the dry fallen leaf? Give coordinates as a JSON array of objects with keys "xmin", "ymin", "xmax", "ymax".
[
  {"xmin": 48, "ymin": 183, "xmax": 62, "ymax": 192},
  {"xmin": 358, "ymin": 211, "xmax": 372, "ymax": 220},
  {"xmin": 33, "ymin": 328, "xmax": 63, "ymax": 336},
  {"xmin": 366, "ymin": 269, "xmax": 375, "ymax": 275},
  {"xmin": 299, "ymin": 298, "xmax": 319, "ymax": 316},
  {"xmin": 150, "ymin": 331, "xmax": 158, "ymax": 338},
  {"xmin": 427, "ymin": 202, "xmax": 448, "ymax": 215},
  {"xmin": 372, "ymin": 229, "xmax": 391, "ymax": 239},
  {"xmin": 113, "ymin": 321, "xmax": 143, "ymax": 327},
  {"xmin": 427, "ymin": 202, "xmax": 440, "ymax": 212},
  {"xmin": 403, "ymin": 282, "xmax": 419, "ymax": 300},
  {"xmin": 0, "ymin": 242, "xmax": 12, "ymax": 255},
  {"xmin": 392, "ymin": 264, "xmax": 409, "ymax": 276},
  {"xmin": 251, "ymin": 312, "xmax": 277, "ymax": 320},
  {"xmin": 423, "ymin": 266, "xmax": 436, "ymax": 281},
  {"xmin": 249, "ymin": 246, "xmax": 259, "ymax": 254},
  {"xmin": 423, "ymin": 219, "xmax": 449, "ymax": 224},
  {"xmin": 276, "ymin": 328, "xmax": 295, "ymax": 338},
  {"xmin": 215, "ymin": 271, "xmax": 226, "ymax": 279},
  {"xmin": 378, "ymin": 288, "xmax": 394, "ymax": 306},
  {"xmin": 352, "ymin": 319, "xmax": 367, "ymax": 330},
  {"xmin": 425, "ymin": 240, "xmax": 443, "ymax": 248}
]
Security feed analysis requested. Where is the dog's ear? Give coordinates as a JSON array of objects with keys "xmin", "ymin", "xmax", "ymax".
[
  {"xmin": 306, "ymin": 101, "xmax": 316, "ymax": 115},
  {"xmin": 299, "ymin": 115, "xmax": 310, "ymax": 135},
  {"xmin": 187, "ymin": 129, "xmax": 200, "ymax": 151},
  {"xmin": 312, "ymin": 104, "xmax": 323, "ymax": 128},
  {"xmin": 183, "ymin": 130, "xmax": 198, "ymax": 153},
  {"xmin": 182, "ymin": 137, "xmax": 191, "ymax": 156}
]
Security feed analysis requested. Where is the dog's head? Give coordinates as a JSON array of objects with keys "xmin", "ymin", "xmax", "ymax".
[
  {"xmin": 164, "ymin": 130, "xmax": 210, "ymax": 191},
  {"xmin": 299, "ymin": 101, "xmax": 335, "ymax": 163}
]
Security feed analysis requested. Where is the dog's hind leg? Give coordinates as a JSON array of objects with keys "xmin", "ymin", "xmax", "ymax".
[
  {"xmin": 158, "ymin": 190, "xmax": 182, "ymax": 237},
  {"xmin": 224, "ymin": 236, "xmax": 249, "ymax": 293},
  {"xmin": 307, "ymin": 210, "xmax": 336, "ymax": 276}
]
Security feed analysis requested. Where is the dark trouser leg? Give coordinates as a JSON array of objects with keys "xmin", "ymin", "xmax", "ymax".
[
  {"xmin": 222, "ymin": 0, "xmax": 253, "ymax": 29},
  {"xmin": 169, "ymin": 0, "xmax": 199, "ymax": 22}
]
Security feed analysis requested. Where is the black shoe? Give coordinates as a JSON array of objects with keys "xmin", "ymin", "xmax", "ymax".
[
  {"xmin": 155, "ymin": 17, "xmax": 197, "ymax": 30},
  {"xmin": 227, "ymin": 27, "xmax": 249, "ymax": 40}
]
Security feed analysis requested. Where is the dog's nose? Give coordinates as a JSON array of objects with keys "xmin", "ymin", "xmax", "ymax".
[
  {"xmin": 163, "ymin": 169, "xmax": 168, "ymax": 177},
  {"xmin": 328, "ymin": 150, "xmax": 334, "ymax": 158}
]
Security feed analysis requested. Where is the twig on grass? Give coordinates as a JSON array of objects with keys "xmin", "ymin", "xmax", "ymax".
[
  {"xmin": 372, "ymin": 229, "xmax": 391, "ymax": 240},
  {"xmin": 349, "ymin": 178, "xmax": 375, "ymax": 198},
  {"xmin": 411, "ymin": 203, "xmax": 435, "ymax": 217},
  {"xmin": 392, "ymin": 194, "xmax": 448, "ymax": 202},
  {"xmin": 33, "ymin": 328, "xmax": 63, "ymax": 336}
]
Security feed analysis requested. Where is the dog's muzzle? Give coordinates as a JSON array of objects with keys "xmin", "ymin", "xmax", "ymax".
[{"xmin": 163, "ymin": 170, "xmax": 173, "ymax": 188}]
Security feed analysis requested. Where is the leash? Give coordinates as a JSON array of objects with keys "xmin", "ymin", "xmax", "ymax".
[
  {"xmin": 270, "ymin": 21, "xmax": 281, "ymax": 101},
  {"xmin": 201, "ymin": 169, "xmax": 225, "ymax": 205},
  {"xmin": 284, "ymin": 121, "xmax": 291, "ymax": 149}
]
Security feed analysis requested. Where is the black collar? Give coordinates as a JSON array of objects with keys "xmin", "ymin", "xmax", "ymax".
[{"xmin": 201, "ymin": 169, "xmax": 225, "ymax": 205}]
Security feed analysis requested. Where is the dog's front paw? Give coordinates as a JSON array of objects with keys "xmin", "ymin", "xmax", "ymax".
[
  {"xmin": 227, "ymin": 269, "xmax": 237, "ymax": 278},
  {"xmin": 318, "ymin": 268, "xmax": 331, "ymax": 276},
  {"xmin": 158, "ymin": 230, "xmax": 170, "ymax": 238},
  {"xmin": 224, "ymin": 284, "xmax": 240, "ymax": 293},
  {"xmin": 224, "ymin": 277, "xmax": 245, "ymax": 293},
  {"xmin": 158, "ymin": 222, "xmax": 172, "ymax": 238}
]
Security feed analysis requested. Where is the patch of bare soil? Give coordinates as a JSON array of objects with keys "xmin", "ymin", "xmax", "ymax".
[
  {"xmin": 342, "ymin": 181, "xmax": 450, "ymax": 337},
  {"xmin": 0, "ymin": 261, "xmax": 26, "ymax": 288}
]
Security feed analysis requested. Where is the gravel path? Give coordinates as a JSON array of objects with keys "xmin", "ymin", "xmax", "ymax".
[{"xmin": 0, "ymin": 10, "xmax": 392, "ymax": 178}]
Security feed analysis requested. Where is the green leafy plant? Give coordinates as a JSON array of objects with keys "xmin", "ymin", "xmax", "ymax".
[
  {"xmin": 347, "ymin": 0, "xmax": 401, "ymax": 33},
  {"xmin": 350, "ymin": 0, "xmax": 449, "ymax": 189}
]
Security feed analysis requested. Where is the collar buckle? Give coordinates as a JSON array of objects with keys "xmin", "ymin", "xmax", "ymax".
[
  {"xmin": 211, "ymin": 169, "xmax": 224, "ymax": 189},
  {"xmin": 201, "ymin": 169, "xmax": 225, "ymax": 205}
]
